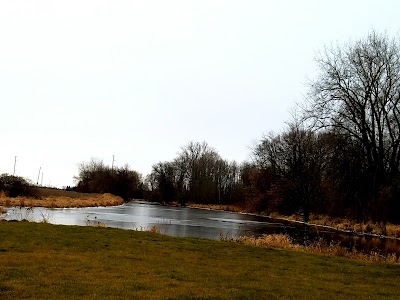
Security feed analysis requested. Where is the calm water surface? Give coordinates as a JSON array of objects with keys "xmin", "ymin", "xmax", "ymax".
[{"xmin": 2, "ymin": 200, "xmax": 400, "ymax": 255}]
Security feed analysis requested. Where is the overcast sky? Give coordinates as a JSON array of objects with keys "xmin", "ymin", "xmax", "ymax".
[{"xmin": 1, "ymin": 0, "xmax": 399, "ymax": 187}]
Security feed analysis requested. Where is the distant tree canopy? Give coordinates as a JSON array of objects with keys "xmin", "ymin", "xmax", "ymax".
[
  {"xmin": 74, "ymin": 159, "xmax": 143, "ymax": 200},
  {"xmin": 0, "ymin": 174, "xmax": 38, "ymax": 198},
  {"xmin": 146, "ymin": 141, "xmax": 242, "ymax": 205}
]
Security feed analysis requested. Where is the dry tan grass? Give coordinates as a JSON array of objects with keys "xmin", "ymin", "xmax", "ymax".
[
  {"xmin": 233, "ymin": 234, "xmax": 400, "ymax": 264},
  {"xmin": 189, "ymin": 203, "xmax": 245, "ymax": 213},
  {"xmin": 0, "ymin": 193, "xmax": 124, "ymax": 208},
  {"xmin": 149, "ymin": 225, "xmax": 161, "ymax": 234},
  {"xmin": 297, "ymin": 213, "xmax": 400, "ymax": 238},
  {"xmin": 276, "ymin": 213, "xmax": 390, "ymax": 238},
  {"xmin": 235, "ymin": 234, "xmax": 301, "ymax": 250},
  {"xmin": 190, "ymin": 202, "xmax": 400, "ymax": 238}
]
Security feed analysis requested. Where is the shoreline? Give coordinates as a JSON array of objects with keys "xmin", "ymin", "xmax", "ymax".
[
  {"xmin": 2, "ymin": 197, "xmax": 400, "ymax": 241},
  {"xmin": 188, "ymin": 203, "xmax": 400, "ymax": 240}
]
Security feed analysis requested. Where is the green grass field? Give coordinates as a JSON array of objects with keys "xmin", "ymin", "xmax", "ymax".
[{"xmin": 0, "ymin": 221, "xmax": 399, "ymax": 299}]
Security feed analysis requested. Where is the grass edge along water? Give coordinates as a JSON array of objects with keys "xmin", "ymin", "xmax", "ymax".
[{"xmin": 0, "ymin": 221, "xmax": 400, "ymax": 299}]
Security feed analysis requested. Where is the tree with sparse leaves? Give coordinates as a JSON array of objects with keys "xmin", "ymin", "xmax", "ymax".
[{"xmin": 305, "ymin": 31, "xmax": 400, "ymax": 222}]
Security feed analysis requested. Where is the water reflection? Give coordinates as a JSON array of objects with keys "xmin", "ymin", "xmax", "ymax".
[{"xmin": 2, "ymin": 200, "xmax": 400, "ymax": 255}]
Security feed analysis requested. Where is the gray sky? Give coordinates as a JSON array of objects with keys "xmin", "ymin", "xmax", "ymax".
[{"xmin": 1, "ymin": 0, "xmax": 399, "ymax": 187}]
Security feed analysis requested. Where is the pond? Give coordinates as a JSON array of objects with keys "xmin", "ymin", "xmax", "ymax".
[{"xmin": 2, "ymin": 200, "xmax": 400, "ymax": 256}]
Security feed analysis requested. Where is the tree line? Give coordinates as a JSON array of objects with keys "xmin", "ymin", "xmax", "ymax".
[
  {"xmin": 145, "ymin": 141, "xmax": 242, "ymax": 206},
  {"xmin": 141, "ymin": 32, "xmax": 400, "ymax": 225}
]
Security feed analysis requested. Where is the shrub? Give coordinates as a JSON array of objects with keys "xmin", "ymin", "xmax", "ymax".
[
  {"xmin": 0, "ymin": 174, "xmax": 38, "ymax": 198},
  {"xmin": 74, "ymin": 159, "xmax": 143, "ymax": 201}
]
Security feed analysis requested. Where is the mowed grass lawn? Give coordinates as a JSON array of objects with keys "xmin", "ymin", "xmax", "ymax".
[{"xmin": 0, "ymin": 221, "xmax": 399, "ymax": 300}]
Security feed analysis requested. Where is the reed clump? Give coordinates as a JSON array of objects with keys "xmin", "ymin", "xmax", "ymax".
[
  {"xmin": 149, "ymin": 225, "xmax": 161, "ymax": 234},
  {"xmin": 232, "ymin": 234, "xmax": 400, "ymax": 264}
]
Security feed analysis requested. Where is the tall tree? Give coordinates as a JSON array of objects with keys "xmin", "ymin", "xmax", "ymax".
[
  {"xmin": 177, "ymin": 141, "xmax": 221, "ymax": 204},
  {"xmin": 306, "ymin": 31, "xmax": 400, "ymax": 222},
  {"xmin": 253, "ymin": 125, "xmax": 325, "ymax": 221},
  {"xmin": 150, "ymin": 161, "xmax": 178, "ymax": 204}
]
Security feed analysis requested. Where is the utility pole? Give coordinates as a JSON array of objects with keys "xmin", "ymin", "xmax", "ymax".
[
  {"xmin": 13, "ymin": 156, "xmax": 17, "ymax": 176},
  {"xmin": 36, "ymin": 167, "xmax": 41, "ymax": 185},
  {"xmin": 112, "ymin": 155, "xmax": 115, "ymax": 171},
  {"xmin": 41, "ymin": 173, "xmax": 43, "ymax": 186}
]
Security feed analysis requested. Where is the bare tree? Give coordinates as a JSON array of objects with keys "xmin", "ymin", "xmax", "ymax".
[
  {"xmin": 75, "ymin": 158, "xmax": 143, "ymax": 200},
  {"xmin": 150, "ymin": 161, "xmax": 178, "ymax": 204},
  {"xmin": 148, "ymin": 141, "xmax": 243, "ymax": 205},
  {"xmin": 305, "ymin": 31, "xmax": 400, "ymax": 222},
  {"xmin": 177, "ymin": 141, "xmax": 221, "ymax": 203},
  {"xmin": 253, "ymin": 124, "xmax": 325, "ymax": 221}
]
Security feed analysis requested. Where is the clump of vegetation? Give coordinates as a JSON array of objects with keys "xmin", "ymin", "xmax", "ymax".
[
  {"xmin": 231, "ymin": 234, "xmax": 400, "ymax": 264},
  {"xmin": 190, "ymin": 203, "xmax": 245, "ymax": 213},
  {"xmin": 268, "ymin": 212, "xmax": 400, "ymax": 238},
  {"xmin": 74, "ymin": 159, "xmax": 143, "ymax": 201},
  {"xmin": 0, "ymin": 174, "xmax": 38, "ymax": 198},
  {"xmin": 148, "ymin": 225, "xmax": 160, "ymax": 234}
]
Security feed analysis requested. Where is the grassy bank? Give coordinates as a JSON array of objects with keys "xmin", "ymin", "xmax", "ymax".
[
  {"xmin": 0, "ymin": 187, "xmax": 124, "ymax": 208},
  {"xmin": 0, "ymin": 222, "xmax": 399, "ymax": 299}
]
